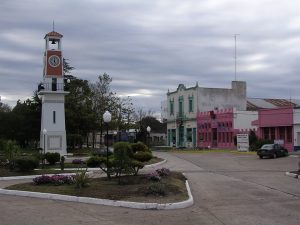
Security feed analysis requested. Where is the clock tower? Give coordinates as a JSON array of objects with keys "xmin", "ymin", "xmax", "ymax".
[{"xmin": 39, "ymin": 30, "xmax": 68, "ymax": 156}]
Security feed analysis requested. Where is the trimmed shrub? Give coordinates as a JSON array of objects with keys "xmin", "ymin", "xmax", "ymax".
[
  {"xmin": 114, "ymin": 142, "xmax": 133, "ymax": 159},
  {"xmin": 133, "ymin": 151, "xmax": 152, "ymax": 162},
  {"xmin": 86, "ymin": 156, "xmax": 103, "ymax": 167},
  {"xmin": 15, "ymin": 157, "xmax": 39, "ymax": 171},
  {"xmin": 131, "ymin": 142, "xmax": 149, "ymax": 153},
  {"xmin": 131, "ymin": 160, "xmax": 144, "ymax": 175},
  {"xmin": 44, "ymin": 152, "xmax": 60, "ymax": 165}
]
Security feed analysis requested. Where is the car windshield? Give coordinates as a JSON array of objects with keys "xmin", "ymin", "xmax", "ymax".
[{"xmin": 261, "ymin": 144, "xmax": 274, "ymax": 150}]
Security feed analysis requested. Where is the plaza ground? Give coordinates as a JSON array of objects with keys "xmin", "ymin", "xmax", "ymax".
[{"xmin": 0, "ymin": 151, "xmax": 299, "ymax": 225}]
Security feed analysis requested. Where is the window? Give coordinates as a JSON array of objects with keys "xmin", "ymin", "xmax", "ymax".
[
  {"xmin": 263, "ymin": 127, "xmax": 269, "ymax": 140},
  {"xmin": 270, "ymin": 128, "xmax": 275, "ymax": 140},
  {"xmin": 186, "ymin": 128, "xmax": 192, "ymax": 142},
  {"xmin": 279, "ymin": 127, "xmax": 285, "ymax": 140},
  {"xmin": 188, "ymin": 96, "xmax": 193, "ymax": 112},
  {"xmin": 287, "ymin": 126, "xmax": 292, "ymax": 143},
  {"xmin": 178, "ymin": 96, "xmax": 184, "ymax": 117},
  {"xmin": 170, "ymin": 100, "xmax": 174, "ymax": 115},
  {"xmin": 53, "ymin": 111, "xmax": 56, "ymax": 124}
]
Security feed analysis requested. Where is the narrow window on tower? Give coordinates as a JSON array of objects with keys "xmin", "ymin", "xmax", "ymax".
[{"xmin": 53, "ymin": 111, "xmax": 56, "ymax": 124}]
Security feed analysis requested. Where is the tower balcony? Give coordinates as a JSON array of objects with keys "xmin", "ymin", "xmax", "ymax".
[{"xmin": 38, "ymin": 82, "xmax": 64, "ymax": 92}]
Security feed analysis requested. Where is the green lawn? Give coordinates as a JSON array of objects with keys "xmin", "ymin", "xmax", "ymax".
[
  {"xmin": 169, "ymin": 149, "xmax": 256, "ymax": 155},
  {"xmin": 6, "ymin": 172, "xmax": 188, "ymax": 203},
  {"xmin": 0, "ymin": 168, "xmax": 79, "ymax": 177}
]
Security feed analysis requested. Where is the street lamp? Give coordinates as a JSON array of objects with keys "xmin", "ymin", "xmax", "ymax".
[
  {"xmin": 146, "ymin": 126, "xmax": 151, "ymax": 148},
  {"xmin": 103, "ymin": 110, "xmax": 112, "ymax": 178},
  {"xmin": 42, "ymin": 128, "xmax": 47, "ymax": 168},
  {"xmin": 113, "ymin": 131, "xmax": 118, "ymax": 143}
]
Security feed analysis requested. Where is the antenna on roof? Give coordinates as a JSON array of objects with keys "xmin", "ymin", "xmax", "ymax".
[
  {"xmin": 289, "ymin": 88, "xmax": 292, "ymax": 106},
  {"xmin": 52, "ymin": 20, "xmax": 55, "ymax": 31},
  {"xmin": 234, "ymin": 34, "xmax": 240, "ymax": 81}
]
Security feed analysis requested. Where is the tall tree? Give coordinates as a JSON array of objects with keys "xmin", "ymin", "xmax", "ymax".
[
  {"xmin": 65, "ymin": 78, "xmax": 95, "ymax": 149},
  {"xmin": 90, "ymin": 73, "xmax": 119, "ymax": 146}
]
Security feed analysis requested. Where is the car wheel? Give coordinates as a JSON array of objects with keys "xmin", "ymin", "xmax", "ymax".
[
  {"xmin": 259, "ymin": 156, "xmax": 263, "ymax": 159},
  {"xmin": 273, "ymin": 153, "xmax": 277, "ymax": 159},
  {"xmin": 284, "ymin": 151, "xmax": 288, "ymax": 157}
]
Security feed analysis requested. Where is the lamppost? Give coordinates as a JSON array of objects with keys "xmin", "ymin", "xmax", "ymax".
[
  {"xmin": 114, "ymin": 131, "xmax": 118, "ymax": 143},
  {"xmin": 147, "ymin": 126, "xmax": 151, "ymax": 149},
  {"xmin": 103, "ymin": 110, "xmax": 112, "ymax": 178},
  {"xmin": 42, "ymin": 128, "xmax": 47, "ymax": 168}
]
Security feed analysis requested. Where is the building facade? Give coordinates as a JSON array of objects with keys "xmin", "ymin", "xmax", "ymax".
[
  {"xmin": 255, "ymin": 107, "xmax": 300, "ymax": 151},
  {"xmin": 166, "ymin": 81, "xmax": 247, "ymax": 148},
  {"xmin": 197, "ymin": 108, "xmax": 258, "ymax": 149}
]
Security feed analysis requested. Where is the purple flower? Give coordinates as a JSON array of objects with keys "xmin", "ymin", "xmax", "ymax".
[
  {"xmin": 145, "ymin": 171, "xmax": 161, "ymax": 181},
  {"xmin": 33, "ymin": 174, "xmax": 74, "ymax": 185},
  {"xmin": 156, "ymin": 168, "xmax": 171, "ymax": 177},
  {"xmin": 72, "ymin": 159, "xmax": 84, "ymax": 164}
]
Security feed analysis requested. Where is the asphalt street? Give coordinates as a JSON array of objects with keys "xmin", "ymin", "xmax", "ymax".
[{"xmin": 0, "ymin": 151, "xmax": 299, "ymax": 225}]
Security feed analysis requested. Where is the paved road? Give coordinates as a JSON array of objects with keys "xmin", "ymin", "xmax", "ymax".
[{"xmin": 0, "ymin": 152, "xmax": 299, "ymax": 225}]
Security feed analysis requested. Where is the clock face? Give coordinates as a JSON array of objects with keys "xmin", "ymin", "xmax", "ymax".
[{"xmin": 48, "ymin": 55, "xmax": 61, "ymax": 67}]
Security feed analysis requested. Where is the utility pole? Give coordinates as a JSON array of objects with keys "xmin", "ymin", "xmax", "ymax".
[{"xmin": 234, "ymin": 34, "xmax": 240, "ymax": 81}]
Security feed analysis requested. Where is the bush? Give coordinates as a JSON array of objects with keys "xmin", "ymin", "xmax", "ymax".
[
  {"xmin": 133, "ymin": 151, "xmax": 152, "ymax": 162},
  {"xmin": 145, "ymin": 171, "xmax": 161, "ymax": 181},
  {"xmin": 86, "ymin": 156, "xmax": 104, "ymax": 167},
  {"xmin": 74, "ymin": 169, "xmax": 90, "ymax": 189},
  {"xmin": 250, "ymin": 139, "xmax": 273, "ymax": 151},
  {"xmin": 44, "ymin": 152, "xmax": 60, "ymax": 165},
  {"xmin": 156, "ymin": 168, "xmax": 171, "ymax": 177},
  {"xmin": 145, "ymin": 182, "xmax": 166, "ymax": 196},
  {"xmin": 131, "ymin": 142, "xmax": 149, "ymax": 153},
  {"xmin": 15, "ymin": 157, "xmax": 39, "ymax": 171}
]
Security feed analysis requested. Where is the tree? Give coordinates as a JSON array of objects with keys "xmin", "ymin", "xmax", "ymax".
[
  {"xmin": 63, "ymin": 58, "xmax": 75, "ymax": 75},
  {"xmin": 133, "ymin": 109, "xmax": 156, "ymax": 143},
  {"xmin": 90, "ymin": 73, "xmax": 119, "ymax": 146},
  {"xmin": 65, "ymin": 78, "xmax": 95, "ymax": 149},
  {"xmin": 0, "ymin": 102, "xmax": 11, "ymax": 112}
]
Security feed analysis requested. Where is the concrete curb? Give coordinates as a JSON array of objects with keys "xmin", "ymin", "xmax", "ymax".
[
  {"xmin": 0, "ymin": 172, "xmax": 93, "ymax": 181},
  {"xmin": 285, "ymin": 172, "xmax": 299, "ymax": 179},
  {"xmin": 144, "ymin": 159, "xmax": 167, "ymax": 168},
  {"xmin": 0, "ymin": 180, "xmax": 193, "ymax": 210}
]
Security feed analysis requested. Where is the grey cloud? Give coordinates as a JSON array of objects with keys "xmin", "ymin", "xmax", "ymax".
[{"xmin": 1, "ymin": 0, "xmax": 300, "ymax": 113}]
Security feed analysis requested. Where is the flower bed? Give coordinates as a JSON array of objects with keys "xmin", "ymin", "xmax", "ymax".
[{"xmin": 33, "ymin": 174, "xmax": 74, "ymax": 185}]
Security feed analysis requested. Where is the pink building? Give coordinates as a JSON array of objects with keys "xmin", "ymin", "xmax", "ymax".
[
  {"xmin": 255, "ymin": 107, "xmax": 294, "ymax": 151},
  {"xmin": 197, "ymin": 108, "xmax": 258, "ymax": 149}
]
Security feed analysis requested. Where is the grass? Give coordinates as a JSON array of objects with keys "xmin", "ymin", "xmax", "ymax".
[
  {"xmin": 6, "ymin": 172, "xmax": 188, "ymax": 203},
  {"xmin": 0, "ymin": 168, "xmax": 79, "ymax": 177},
  {"xmin": 169, "ymin": 149, "xmax": 256, "ymax": 155}
]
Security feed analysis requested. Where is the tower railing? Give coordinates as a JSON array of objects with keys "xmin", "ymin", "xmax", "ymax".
[{"xmin": 38, "ymin": 83, "xmax": 64, "ymax": 92}]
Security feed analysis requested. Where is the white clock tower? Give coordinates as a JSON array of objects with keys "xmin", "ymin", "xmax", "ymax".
[{"xmin": 39, "ymin": 30, "xmax": 68, "ymax": 155}]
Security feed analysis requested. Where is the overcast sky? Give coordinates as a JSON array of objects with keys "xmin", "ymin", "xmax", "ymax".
[{"xmin": 1, "ymin": 0, "xmax": 300, "ymax": 114}]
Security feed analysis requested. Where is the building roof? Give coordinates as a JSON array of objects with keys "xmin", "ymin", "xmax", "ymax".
[
  {"xmin": 44, "ymin": 31, "xmax": 63, "ymax": 39},
  {"xmin": 247, "ymin": 98, "xmax": 298, "ymax": 110}
]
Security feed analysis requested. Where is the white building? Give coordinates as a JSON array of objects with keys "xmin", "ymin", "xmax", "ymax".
[{"xmin": 166, "ymin": 81, "xmax": 247, "ymax": 148}]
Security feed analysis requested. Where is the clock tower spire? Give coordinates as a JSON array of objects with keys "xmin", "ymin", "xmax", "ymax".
[{"xmin": 39, "ymin": 29, "xmax": 68, "ymax": 156}]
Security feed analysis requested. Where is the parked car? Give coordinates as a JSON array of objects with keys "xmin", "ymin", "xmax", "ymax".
[{"xmin": 257, "ymin": 144, "xmax": 288, "ymax": 159}]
